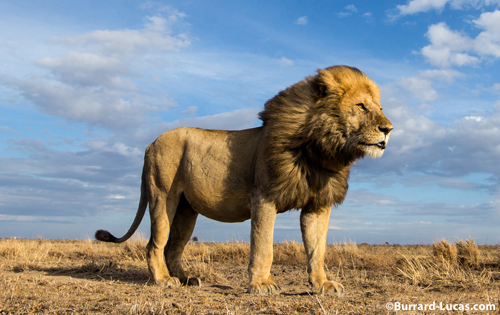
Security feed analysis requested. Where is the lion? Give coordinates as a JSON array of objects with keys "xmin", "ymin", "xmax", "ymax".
[{"xmin": 95, "ymin": 65, "xmax": 393, "ymax": 295}]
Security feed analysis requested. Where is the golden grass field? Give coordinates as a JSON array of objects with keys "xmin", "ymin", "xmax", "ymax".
[{"xmin": 1, "ymin": 236, "xmax": 499, "ymax": 314}]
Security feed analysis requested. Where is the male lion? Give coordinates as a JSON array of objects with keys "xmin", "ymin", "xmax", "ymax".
[{"xmin": 96, "ymin": 66, "xmax": 393, "ymax": 295}]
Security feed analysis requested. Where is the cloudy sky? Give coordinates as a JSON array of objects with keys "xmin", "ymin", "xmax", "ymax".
[{"xmin": 1, "ymin": 0, "xmax": 500, "ymax": 244}]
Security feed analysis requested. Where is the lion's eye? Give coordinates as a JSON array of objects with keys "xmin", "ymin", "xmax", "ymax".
[{"xmin": 356, "ymin": 103, "xmax": 367, "ymax": 111}]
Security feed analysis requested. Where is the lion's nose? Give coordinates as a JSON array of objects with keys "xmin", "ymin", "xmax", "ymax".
[{"xmin": 379, "ymin": 125, "xmax": 393, "ymax": 135}]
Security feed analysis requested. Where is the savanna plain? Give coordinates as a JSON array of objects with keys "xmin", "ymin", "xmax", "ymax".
[{"xmin": 1, "ymin": 236, "xmax": 499, "ymax": 314}]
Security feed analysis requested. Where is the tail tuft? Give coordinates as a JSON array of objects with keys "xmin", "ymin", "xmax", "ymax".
[{"xmin": 95, "ymin": 229, "xmax": 118, "ymax": 242}]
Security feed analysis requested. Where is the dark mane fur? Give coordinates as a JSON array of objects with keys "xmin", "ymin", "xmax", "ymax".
[{"xmin": 258, "ymin": 66, "xmax": 370, "ymax": 212}]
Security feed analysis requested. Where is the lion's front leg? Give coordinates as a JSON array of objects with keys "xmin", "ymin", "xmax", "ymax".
[
  {"xmin": 300, "ymin": 206, "xmax": 344, "ymax": 295},
  {"xmin": 247, "ymin": 191, "xmax": 280, "ymax": 294}
]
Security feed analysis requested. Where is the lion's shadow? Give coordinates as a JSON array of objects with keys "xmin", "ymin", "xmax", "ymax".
[
  {"xmin": 19, "ymin": 260, "xmax": 152, "ymax": 285},
  {"xmin": 17, "ymin": 264, "xmax": 323, "ymax": 297}
]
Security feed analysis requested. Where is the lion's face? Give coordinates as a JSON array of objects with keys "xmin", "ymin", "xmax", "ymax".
[
  {"xmin": 308, "ymin": 66, "xmax": 393, "ymax": 162},
  {"xmin": 338, "ymin": 85, "xmax": 393, "ymax": 159}
]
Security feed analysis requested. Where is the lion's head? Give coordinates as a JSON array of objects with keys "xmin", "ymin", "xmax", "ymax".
[
  {"xmin": 311, "ymin": 66, "xmax": 393, "ymax": 161},
  {"xmin": 260, "ymin": 66, "xmax": 392, "ymax": 165},
  {"xmin": 259, "ymin": 65, "xmax": 393, "ymax": 210}
]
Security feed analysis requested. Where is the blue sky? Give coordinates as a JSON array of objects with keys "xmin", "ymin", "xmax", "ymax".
[{"xmin": 2, "ymin": 0, "xmax": 500, "ymax": 244}]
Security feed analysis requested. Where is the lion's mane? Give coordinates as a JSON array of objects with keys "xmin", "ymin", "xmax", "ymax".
[{"xmin": 258, "ymin": 66, "xmax": 373, "ymax": 212}]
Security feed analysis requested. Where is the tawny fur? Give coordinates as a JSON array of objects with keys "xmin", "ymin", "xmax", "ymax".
[{"xmin": 95, "ymin": 65, "xmax": 393, "ymax": 295}]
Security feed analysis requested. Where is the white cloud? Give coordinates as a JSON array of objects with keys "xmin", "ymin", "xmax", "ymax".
[
  {"xmin": 425, "ymin": 23, "xmax": 472, "ymax": 50},
  {"xmin": 181, "ymin": 106, "xmax": 198, "ymax": 116},
  {"xmin": 0, "ymin": 158, "xmax": 140, "ymax": 219},
  {"xmin": 398, "ymin": 8, "xmax": 500, "ymax": 68},
  {"xmin": 337, "ymin": 12, "xmax": 352, "ymax": 18},
  {"xmin": 277, "ymin": 56, "xmax": 295, "ymax": 67},
  {"xmin": 396, "ymin": 0, "xmax": 449, "ymax": 15},
  {"xmin": 450, "ymin": 0, "xmax": 500, "ymax": 9},
  {"xmin": 421, "ymin": 21, "xmax": 483, "ymax": 67},
  {"xmin": 377, "ymin": 96, "xmax": 443, "ymax": 155},
  {"xmin": 0, "ymin": 11, "xmax": 191, "ymax": 132},
  {"xmin": 419, "ymin": 68, "xmax": 463, "ymax": 81},
  {"xmin": 473, "ymin": 10, "xmax": 500, "ymax": 58},
  {"xmin": 362, "ymin": 12, "xmax": 374, "ymax": 22},
  {"xmin": 394, "ymin": 0, "xmax": 500, "ymax": 16},
  {"xmin": 159, "ymin": 108, "xmax": 260, "ymax": 131},
  {"xmin": 0, "ymin": 126, "xmax": 19, "ymax": 134},
  {"xmin": 362, "ymin": 85, "xmax": 500, "ymax": 180},
  {"xmin": 421, "ymin": 22, "xmax": 477, "ymax": 67},
  {"xmin": 86, "ymin": 141, "xmax": 143, "ymax": 157},
  {"xmin": 108, "ymin": 195, "xmax": 126, "ymax": 200},
  {"xmin": 396, "ymin": 69, "xmax": 463, "ymax": 102},
  {"xmin": 55, "ymin": 15, "xmax": 190, "ymax": 55},
  {"xmin": 0, "ymin": 214, "xmax": 73, "ymax": 222},
  {"xmin": 295, "ymin": 16, "xmax": 308, "ymax": 25},
  {"xmin": 36, "ymin": 52, "xmax": 134, "ymax": 88},
  {"xmin": 345, "ymin": 4, "xmax": 358, "ymax": 12},
  {"xmin": 5, "ymin": 77, "xmax": 158, "ymax": 131},
  {"xmin": 464, "ymin": 115, "xmax": 483, "ymax": 121},
  {"xmin": 398, "ymin": 76, "xmax": 439, "ymax": 101},
  {"xmin": 337, "ymin": 4, "xmax": 359, "ymax": 18}
]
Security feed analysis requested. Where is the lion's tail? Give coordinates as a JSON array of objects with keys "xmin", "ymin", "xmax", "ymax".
[{"xmin": 95, "ymin": 166, "xmax": 148, "ymax": 243}]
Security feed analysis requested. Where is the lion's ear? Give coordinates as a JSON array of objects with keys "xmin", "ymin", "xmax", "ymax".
[
  {"xmin": 316, "ymin": 69, "xmax": 341, "ymax": 97},
  {"xmin": 313, "ymin": 77, "xmax": 328, "ymax": 98}
]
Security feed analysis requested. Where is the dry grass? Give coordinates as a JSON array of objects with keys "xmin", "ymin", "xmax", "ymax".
[
  {"xmin": 457, "ymin": 238, "xmax": 480, "ymax": 269},
  {"xmin": 1, "ymin": 237, "xmax": 500, "ymax": 314},
  {"xmin": 326, "ymin": 240, "xmax": 360, "ymax": 269},
  {"xmin": 433, "ymin": 239, "xmax": 457, "ymax": 264},
  {"xmin": 273, "ymin": 241, "xmax": 306, "ymax": 265},
  {"xmin": 397, "ymin": 239, "xmax": 492, "ymax": 292}
]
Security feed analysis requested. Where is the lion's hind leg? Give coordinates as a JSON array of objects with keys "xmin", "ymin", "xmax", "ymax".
[
  {"xmin": 165, "ymin": 194, "xmax": 200, "ymax": 286},
  {"xmin": 146, "ymin": 192, "xmax": 181, "ymax": 288}
]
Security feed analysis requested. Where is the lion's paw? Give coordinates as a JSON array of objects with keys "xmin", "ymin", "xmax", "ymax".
[
  {"xmin": 311, "ymin": 280, "xmax": 344, "ymax": 296},
  {"xmin": 155, "ymin": 276, "xmax": 181, "ymax": 288},
  {"xmin": 248, "ymin": 280, "xmax": 281, "ymax": 295}
]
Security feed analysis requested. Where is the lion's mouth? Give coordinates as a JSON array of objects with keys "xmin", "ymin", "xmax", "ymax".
[{"xmin": 361, "ymin": 141, "xmax": 386, "ymax": 150}]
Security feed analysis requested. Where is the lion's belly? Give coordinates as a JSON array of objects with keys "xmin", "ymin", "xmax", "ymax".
[
  {"xmin": 183, "ymin": 190, "xmax": 252, "ymax": 222},
  {"xmin": 181, "ymin": 155, "xmax": 254, "ymax": 222}
]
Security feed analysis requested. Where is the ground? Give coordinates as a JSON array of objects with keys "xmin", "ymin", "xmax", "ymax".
[{"xmin": 1, "ymin": 237, "xmax": 499, "ymax": 314}]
